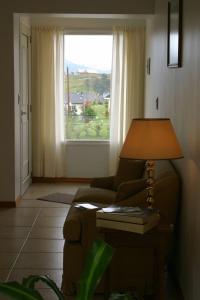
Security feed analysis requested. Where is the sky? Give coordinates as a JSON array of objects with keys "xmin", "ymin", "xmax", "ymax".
[{"xmin": 64, "ymin": 35, "xmax": 113, "ymax": 72}]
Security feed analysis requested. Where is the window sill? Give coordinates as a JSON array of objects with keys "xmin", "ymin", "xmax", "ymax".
[{"xmin": 63, "ymin": 140, "xmax": 110, "ymax": 146}]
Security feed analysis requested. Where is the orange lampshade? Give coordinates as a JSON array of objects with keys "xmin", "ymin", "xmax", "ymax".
[{"xmin": 120, "ymin": 118, "xmax": 183, "ymax": 160}]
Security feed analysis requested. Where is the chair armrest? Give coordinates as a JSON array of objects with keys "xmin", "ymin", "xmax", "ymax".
[
  {"xmin": 63, "ymin": 207, "xmax": 99, "ymax": 247},
  {"xmin": 63, "ymin": 211, "xmax": 81, "ymax": 241},
  {"xmin": 90, "ymin": 176, "xmax": 115, "ymax": 190},
  {"xmin": 116, "ymin": 178, "xmax": 146, "ymax": 201}
]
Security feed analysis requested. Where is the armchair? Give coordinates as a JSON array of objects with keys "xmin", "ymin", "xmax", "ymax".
[
  {"xmin": 62, "ymin": 159, "xmax": 181, "ymax": 297},
  {"xmin": 73, "ymin": 158, "xmax": 146, "ymax": 205}
]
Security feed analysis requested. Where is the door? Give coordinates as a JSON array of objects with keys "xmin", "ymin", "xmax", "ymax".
[{"xmin": 20, "ymin": 30, "xmax": 31, "ymax": 194}]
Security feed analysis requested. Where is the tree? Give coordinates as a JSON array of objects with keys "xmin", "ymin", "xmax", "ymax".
[
  {"xmin": 92, "ymin": 74, "xmax": 110, "ymax": 95},
  {"xmin": 82, "ymin": 101, "xmax": 96, "ymax": 122}
]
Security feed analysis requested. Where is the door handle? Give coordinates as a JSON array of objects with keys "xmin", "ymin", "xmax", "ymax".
[{"xmin": 21, "ymin": 111, "xmax": 27, "ymax": 116}]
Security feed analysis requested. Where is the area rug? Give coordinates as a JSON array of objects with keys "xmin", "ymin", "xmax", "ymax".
[{"xmin": 37, "ymin": 192, "xmax": 74, "ymax": 204}]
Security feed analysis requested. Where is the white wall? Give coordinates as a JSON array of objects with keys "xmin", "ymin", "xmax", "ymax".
[
  {"xmin": 66, "ymin": 142, "xmax": 109, "ymax": 177},
  {"xmin": 0, "ymin": 13, "xmax": 15, "ymax": 203},
  {"xmin": 30, "ymin": 14, "xmax": 147, "ymax": 28},
  {"xmin": 0, "ymin": 0, "xmax": 155, "ymax": 203},
  {"xmin": 10, "ymin": 1, "xmax": 155, "ymax": 14},
  {"xmin": 145, "ymin": 0, "xmax": 200, "ymax": 299}
]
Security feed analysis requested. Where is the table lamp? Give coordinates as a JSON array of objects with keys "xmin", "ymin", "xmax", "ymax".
[{"xmin": 120, "ymin": 118, "xmax": 183, "ymax": 209}]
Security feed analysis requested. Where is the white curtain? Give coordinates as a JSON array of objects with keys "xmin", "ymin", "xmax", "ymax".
[
  {"xmin": 109, "ymin": 27, "xmax": 145, "ymax": 175},
  {"xmin": 32, "ymin": 27, "xmax": 65, "ymax": 177}
]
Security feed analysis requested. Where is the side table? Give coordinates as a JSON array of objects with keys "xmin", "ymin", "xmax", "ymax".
[{"xmin": 98, "ymin": 219, "xmax": 173, "ymax": 300}]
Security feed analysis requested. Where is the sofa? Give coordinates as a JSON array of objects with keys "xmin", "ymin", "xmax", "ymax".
[{"xmin": 62, "ymin": 159, "xmax": 181, "ymax": 296}]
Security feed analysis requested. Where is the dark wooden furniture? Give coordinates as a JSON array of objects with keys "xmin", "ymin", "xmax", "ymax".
[{"xmin": 99, "ymin": 219, "xmax": 173, "ymax": 300}]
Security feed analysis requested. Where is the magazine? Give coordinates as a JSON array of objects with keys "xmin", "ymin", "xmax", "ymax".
[{"xmin": 97, "ymin": 206, "xmax": 160, "ymax": 225}]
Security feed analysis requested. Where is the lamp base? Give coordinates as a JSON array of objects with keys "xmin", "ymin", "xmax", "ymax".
[{"xmin": 146, "ymin": 160, "xmax": 155, "ymax": 209}]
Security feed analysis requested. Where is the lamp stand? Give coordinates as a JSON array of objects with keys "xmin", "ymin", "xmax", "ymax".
[{"xmin": 146, "ymin": 160, "xmax": 155, "ymax": 209}]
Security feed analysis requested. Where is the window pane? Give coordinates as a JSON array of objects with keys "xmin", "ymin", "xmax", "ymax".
[{"xmin": 64, "ymin": 35, "xmax": 113, "ymax": 141}]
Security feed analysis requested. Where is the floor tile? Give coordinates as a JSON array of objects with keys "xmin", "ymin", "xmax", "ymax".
[
  {"xmin": 29, "ymin": 227, "xmax": 63, "ymax": 239},
  {"xmin": 23, "ymin": 183, "xmax": 81, "ymax": 200},
  {"xmin": 0, "ymin": 207, "xmax": 40, "ymax": 217},
  {"xmin": 0, "ymin": 270, "xmax": 9, "ymax": 281},
  {"xmin": 64, "ymin": 296, "xmax": 103, "ymax": 300},
  {"xmin": 0, "ymin": 239, "xmax": 25, "ymax": 253},
  {"xmin": 0, "ymin": 216, "xmax": 36, "ymax": 227},
  {"xmin": 0, "ymin": 253, "xmax": 18, "ymax": 269},
  {"xmin": 0, "ymin": 227, "xmax": 31, "ymax": 239},
  {"xmin": 34, "ymin": 216, "xmax": 66, "ymax": 228},
  {"xmin": 15, "ymin": 253, "xmax": 63, "ymax": 269},
  {"xmin": 18, "ymin": 199, "xmax": 70, "ymax": 208},
  {"xmin": 22, "ymin": 239, "xmax": 64, "ymax": 253},
  {"xmin": 9, "ymin": 269, "xmax": 63, "ymax": 288},
  {"xmin": 39, "ymin": 207, "xmax": 70, "ymax": 217},
  {"xmin": 37, "ymin": 288, "xmax": 66, "ymax": 300}
]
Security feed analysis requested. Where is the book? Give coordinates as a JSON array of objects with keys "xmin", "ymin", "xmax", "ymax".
[
  {"xmin": 74, "ymin": 203, "xmax": 99, "ymax": 210},
  {"xmin": 74, "ymin": 202, "xmax": 106, "ymax": 210},
  {"xmin": 96, "ymin": 216, "xmax": 160, "ymax": 235},
  {"xmin": 96, "ymin": 206, "xmax": 160, "ymax": 225},
  {"xmin": 102, "ymin": 206, "xmax": 142, "ymax": 214}
]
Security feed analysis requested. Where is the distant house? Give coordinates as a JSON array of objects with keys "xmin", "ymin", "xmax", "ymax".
[
  {"xmin": 64, "ymin": 92, "xmax": 107, "ymax": 115},
  {"xmin": 70, "ymin": 93, "xmax": 84, "ymax": 114},
  {"xmin": 64, "ymin": 93, "xmax": 84, "ymax": 114}
]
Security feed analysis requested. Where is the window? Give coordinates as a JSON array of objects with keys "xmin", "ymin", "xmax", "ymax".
[{"xmin": 64, "ymin": 34, "xmax": 113, "ymax": 141}]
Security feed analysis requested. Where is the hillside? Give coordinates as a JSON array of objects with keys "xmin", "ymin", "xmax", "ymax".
[
  {"xmin": 64, "ymin": 60, "xmax": 110, "ymax": 74},
  {"xmin": 64, "ymin": 72, "xmax": 111, "ymax": 95}
]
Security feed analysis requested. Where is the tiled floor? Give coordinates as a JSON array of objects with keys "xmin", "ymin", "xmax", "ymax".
[
  {"xmin": 0, "ymin": 183, "xmax": 180, "ymax": 300},
  {"xmin": 0, "ymin": 183, "xmax": 82, "ymax": 300}
]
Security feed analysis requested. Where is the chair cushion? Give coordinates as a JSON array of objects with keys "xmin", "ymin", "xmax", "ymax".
[
  {"xmin": 113, "ymin": 159, "xmax": 146, "ymax": 190},
  {"xmin": 116, "ymin": 178, "xmax": 146, "ymax": 201},
  {"xmin": 73, "ymin": 187, "xmax": 116, "ymax": 205}
]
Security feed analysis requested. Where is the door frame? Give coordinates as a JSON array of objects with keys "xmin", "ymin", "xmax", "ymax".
[{"xmin": 20, "ymin": 22, "xmax": 32, "ymax": 195}]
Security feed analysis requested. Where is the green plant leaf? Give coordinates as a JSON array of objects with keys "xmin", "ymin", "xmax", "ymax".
[
  {"xmin": 0, "ymin": 281, "xmax": 44, "ymax": 300},
  {"xmin": 22, "ymin": 275, "xmax": 65, "ymax": 300},
  {"xmin": 76, "ymin": 239, "xmax": 114, "ymax": 300}
]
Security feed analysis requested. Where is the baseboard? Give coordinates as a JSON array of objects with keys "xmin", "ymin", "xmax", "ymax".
[
  {"xmin": 0, "ymin": 201, "xmax": 16, "ymax": 208},
  {"xmin": 32, "ymin": 177, "xmax": 92, "ymax": 184},
  {"xmin": 0, "ymin": 195, "xmax": 22, "ymax": 208}
]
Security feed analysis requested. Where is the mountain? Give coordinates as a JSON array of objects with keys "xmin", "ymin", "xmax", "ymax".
[{"xmin": 64, "ymin": 60, "xmax": 110, "ymax": 74}]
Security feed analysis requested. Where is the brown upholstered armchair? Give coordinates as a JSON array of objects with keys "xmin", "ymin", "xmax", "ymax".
[
  {"xmin": 73, "ymin": 158, "xmax": 146, "ymax": 205},
  {"xmin": 62, "ymin": 159, "xmax": 181, "ymax": 297}
]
